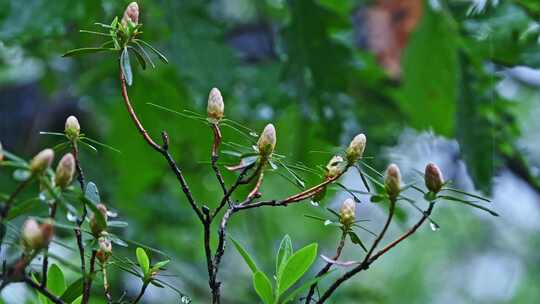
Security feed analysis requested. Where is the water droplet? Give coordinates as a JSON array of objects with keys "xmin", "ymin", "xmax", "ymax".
[
  {"xmin": 249, "ymin": 131, "xmax": 258, "ymax": 137},
  {"xmin": 66, "ymin": 212, "xmax": 78, "ymax": 222},
  {"xmin": 180, "ymin": 295, "xmax": 192, "ymax": 303},
  {"xmin": 429, "ymin": 221, "xmax": 440, "ymax": 231},
  {"xmin": 324, "ymin": 220, "xmax": 333, "ymax": 226},
  {"xmin": 106, "ymin": 210, "xmax": 118, "ymax": 218},
  {"xmin": 38, "ymin": 192, "xmax": 47, "ymax": 202},
  {"xmin": 310, "ymin": 200, "xmax": 319, "ymax": 207}
]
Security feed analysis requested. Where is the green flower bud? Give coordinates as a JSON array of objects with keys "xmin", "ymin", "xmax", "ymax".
[
  {"xmin": 425, "ymin": 162, "xmax": 444, "ymax": 193},
  {"xmin": 21, "ymin": 218, "xmax": 54, "ymax": 251},
  {"xmin": 207, "ymin": 88, "xmax": 224, "ymax": 123},
  {"xmin": 122, "ymin": 2, "xmax": 139, "ymax": 26},
  {"xmin": 384, "ymin": 163, "xmax": 401, "ymax": 200},
  {"xmin": 96, "ymin": 236, "xmax": 112, "ymax": 264},
  {"xmin": 325, "ymin": 155, "xmax": 345, "ymax": 179},
  {"xmin": 345, "ymin": 133, "xmax": 366, "ymax": 164},
  {"xmin": 90, "ymin": 204, "xmax": 109, "ymax": 236},
  {"xmin": 55, "ymin": 153, "xmax": 75, "ymax": 189},
  {"xmin": 0, "ymin": 141, "xmax": 4, "ymax": 162},
  {"xmin": 339, "ymin": 198, "xmax": 356, "ymax": 227},
  {"xmin": 30, "ymin": 149, "xmax": 54, "ymax": 173},
  {"xmin": 65, "ymin": 115, "xmax": 80, "ymax": 140},
  {"xmin": 257, "ymin": 123, "xmax": 276, "ymax": 158}
]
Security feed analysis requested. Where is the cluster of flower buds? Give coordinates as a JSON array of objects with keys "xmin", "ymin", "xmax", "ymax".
[
  {"xmin": 424, "ymin": 163, "xmax": 444, "ymax": 193},
  {"xmin": 207, "ymin": 88, "xmax": 224, "ymax": 123},
  {"xmin": 325, "ymin": 155, "xmax": 345, "ymax": 179},
  {"xmin": 0, "ymin": 141, "xmax": 3, "ymax": 162},
  {"xmin": 339, "ymin": 198, "xmax": 356, "ymax": 227},
  {"xmin": 96, "ymin": 234, "xmax": 113, "ymax": 264},
  {"xmin": 55, "ymin": 153, "xmax": 75, "ymax": 189},
  {"xmin": 21, "ymin": 218, "xmax": 54, "ymax": 252},
  {"xmin": 345, "ymin": 133, "xmax": 366, "ymax": 164},
  {"xmin": 30, "ymin": 149, "xmax": 54, "ymax": 173},
  {"xmin": 122, "ymin": 2, "xmax": 139, "ymax": 26},
  {"xmin": 90, "ymin": 203, "xmax": 109, "ymax": 236},
  {"xmin": 257, "ymin": 124, "xmax": 276, "ymax": 158},
  {"xmin": 65, "ymin": 115, "xmax": 80, "ymax": 141},
  {"xmin": 384, "ymin": 163, "xmax": 401, "ymax": 200}
]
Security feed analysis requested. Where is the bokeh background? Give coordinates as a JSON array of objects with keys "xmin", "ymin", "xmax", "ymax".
[{"xmin": 1, "ymin": 0, "xmax": 540, "ymax": 303}]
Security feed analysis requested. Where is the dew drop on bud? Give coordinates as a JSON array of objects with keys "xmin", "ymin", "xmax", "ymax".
[{"xmin": 429, "ymin": 221, "xmax": 440, "ymax": 232}]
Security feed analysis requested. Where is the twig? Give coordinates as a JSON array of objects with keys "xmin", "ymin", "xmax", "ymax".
[
  {"xmin": 133, "ymin": 282, "xmax": 149, "ymax": 304},
  {"xmin": 82, "ymin": 250, "xmax": 97, "ymax": 304},
  {"xmin": 305, "ymin": 231, "xmax": 347, "ymax": 303},
  {"xmin": 210, "ymin": 124, "xmax": 230, "ymax": 216}
]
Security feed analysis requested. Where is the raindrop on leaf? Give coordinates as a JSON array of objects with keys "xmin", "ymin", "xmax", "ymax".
[
  {"xmin": 310, "ymin": 200, "xmax": 319, "ymax": 207},
  {"xmin": 429, "ymin": 221, "xmax": 440, "ymax": 232}
]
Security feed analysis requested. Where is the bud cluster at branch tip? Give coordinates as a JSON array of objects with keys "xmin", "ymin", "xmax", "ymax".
[
  {"xmin": 339, "ymin": 198, "xmax": 356, "ymax": 227},
  {"xmin": 207, "ymin": 87, "xmax": 224, "ymax": 123},
  {"xmin": 122, "ymin": 2, "xmax": 139, "ymax": 26},
  {"xmin": 90, "ymin": 203, "xmax": 109, "ymax": 236},
  {"xmin": 257, "ymin": 123, "xmax": 276, "ymax": 158},
  {"xmin": 21, "ymin": 218, "xmax": 54, "ymax": 251},
  {"xmin": 0, "ymin": 141, "xmax": 3, "ymax": 162},
  {"xmin": 345, "ymin": 133, "xmax": 366, "ymax": 164},
  {"xmin": 384, "ymin": 163, "xmax": 401, "ymax": 200},
  {"xmin": 325, "ymin": 155, "xmax": 345, "ymax": 179},
  {"xmin": 65, "ymin": 115, "xmax": 80, "ymax": 140},
  {"xmin": 97, "ymin": 235, "xmax": 113, "ymax": 263},
  {"xmin": 425, "ymin": 162, "xmax": 444, "ymax": 193},
  {"xmin": 55, "ymin": 153, "xmax": 75, "ymax": 189},
  {"xmin": 30, "ymin": 149, "xmax": 54, "ymax": 173}
]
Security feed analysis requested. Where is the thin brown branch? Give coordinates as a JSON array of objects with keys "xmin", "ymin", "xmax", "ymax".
[
  {"xmin": 305, "ymin": 231, "xmax": 347, "ymax": 303},
  {"xmin": 82, "ymin": 250, "xmax": 97, "ymax": 304},
  {"xmin": 133, "ymin": 282, "xmax": 149, "ymax": 304},
  {"xmin": 211, "ymin": 124, "xmax": 231, "ymax": 216}
]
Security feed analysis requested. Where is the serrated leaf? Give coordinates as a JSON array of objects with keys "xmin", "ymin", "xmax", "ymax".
[
  {"xmin": 276, "ymin": 235, "xmax": 293, "ymax": 276},
  {"xmin": 277, "ymin": 243, "xmax": 318, "ymax": 296},
  {"xmin": 230, "ymin": 237, "xmax": 258, "ymax": 273},
  {"xmin": 253, "ymin": 272, "xmax": 274, "ymax": 304},
  {"xmin": 121, "ymin": 47, "xmax": 133, "ymax": 86},
  {"xmin": 136, "ymin": 247, "xmax": 150, "ymax": 276}
]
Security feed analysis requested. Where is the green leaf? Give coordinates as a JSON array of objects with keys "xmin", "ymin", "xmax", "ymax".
[
  {"xmin": 348, "ymin": 231, "xmax": 367, "ymax": 252},
  {"xmin": 277, "ymin": 243, "xmax": 318, "ymax": 296},
  {"xmin": 71, "ymin": 295, "xmax": 83, "ymax": 304},
  {"xmin": 62, "ymin": 47, "xmax": 113, "ymax": 57},
  {"xmin": 6, "ymin": 197, "xmax": 46, "ymax": 220},
  {"xmin": 252, "ymin": 272, "xmax": 274, "ymax": 304},
  {"xmin": 60, "ymin": 278, "xmax": 84, "ymax": 303},
  {"xmin": 438, "ymin": 195, "xmax": 499, "ymax": 216},
  {"xmin": 47, "ymin": 264, "xmax": 66, "ymax": 299},
  {"xmin": 84, "ymin": 182, "xmax": 101, "ymax": 204},
  {"xmin": 276, "ymin": 235, "xmax": 293, "ymax": 276},
  {"xmin": 129, "ymin": 46, "xmax": 146, "ymax": 70},
  {"xmin": 134, "ymin": 39, "xmax": 169, "ymax": 64},
  {"xmin": 136, "ymin": 247, "xmax": 150, "ymax": 276},
  {"xmin": 281, "ymin": 271, "xmax": 334, "ymax": 304},
  {"xmin": 152, "ymin": 260, "xmax": 170, "ymax": 270},
  {"xmin": 230, "ymin": 237, "xmax": 259, "ymax": 273},
  {"xmin": 121, "ymin": 47, "xmax": 133, "ymax": 86}
]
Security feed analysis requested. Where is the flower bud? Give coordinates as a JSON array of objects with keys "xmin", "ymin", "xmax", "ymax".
[
  {"xmin": 96, "ymin": 236, "xmax": 113, "ymax": 264},
  {"xmin": 207, "ymin": 88, "xmax": 224, "ymax": 123},
  {"xmin": 0, "ymin": 141, "xmax": 4, "ymax": 162},
  {"xmin": 90, "ymin": 204, "xmax": 109, "ymax": 236},
  {"xmin": 65, "ymin": 116, "xmax": 80, "ymax": 140},
  {"xmin": 339, "ymin": 198, "xmax": 356, "ymax": 227},
  {"xmin": 257, "ymin": 124, "xmax": 276, "ymax": 158},
  {"xmin": 425, "ymin": 162, "xmax": 444, "ymax": 193},
  {"xmin": 30, "ymin": 149, "xmax": 54, "ymax": 173},
  {"xmin": 325, "ymin": 155, "xmax": 345, "ymax": 179},
  {"xmin": 21, "ymin": 218, "xmax": 54, "ymax": 251},
  {"xmin": 55, "ymin": 153, "xmax": 75, "ymax": 188},
  {"xmin": 345, "ymin": 133, "xmax": 366, "ymax": 164},
  {"xmin": 384, "ymin": 164, "xmax": 401, "ymax": 200},
  {"xmin": 122, "ymin": 2, "xmax": 139, "ymax": 26}
]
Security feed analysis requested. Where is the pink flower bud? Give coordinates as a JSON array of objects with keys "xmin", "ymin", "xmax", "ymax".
[
  {"xmin": 122, "ymin": 2, "xmax": 139, "ymax": 26},
  {"xmin": 65, "ymin": 115, "xmax": 80, "ymax": 140},
  {"xmin": 30, "ymin": 149, "xmax": 54, "ymax": 173},
  {"xmin": 345, "ymin": 133, "xmax": 366, "ymax": 164},
  {"xmin": 257, "ymin": 124, "xmax": 276, "ymax": 158},
  {"xmin": 339, "ymin": 198, "xmax": 356, "ymax": 227},
  {"xmin": 55, "ymin": 153, "xmax": 75, "ymax": 189},
  {"xmin": 384, "ymin": 163, "xmax": 401, "ymax": 200},
  {"xmin": 90, "ymin": 204, "xmax": 109, "ymax": 236},
  {"xmin": 425, "ymin": 162, "xmax": 444, "ymax": 193},
  {"xmin": 325, "ymin": 155, "xmax": 345, "ymax": 179},
  {"xmin": 96, "ymin": 236, "xmax": 113, "ymax": 264},
  {"xmin": 21, "ymin": 218, "xmax": 54, "ymax": 251},
  {"xmin": 207, "ymin": 88, "xmax": 224, "ymax": 123}
]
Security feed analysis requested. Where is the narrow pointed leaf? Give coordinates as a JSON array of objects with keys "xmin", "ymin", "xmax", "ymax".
[
  {"xmin": 277, "ymin": 243, "xmax": 318, "ymax": 296},
  {"xmin": 253, "ymin": 272, "xmax": 274, "ymax": 304},
  {"xmin": 230, "ymin": 237, "xmax": 259, "ymax": 273}
]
